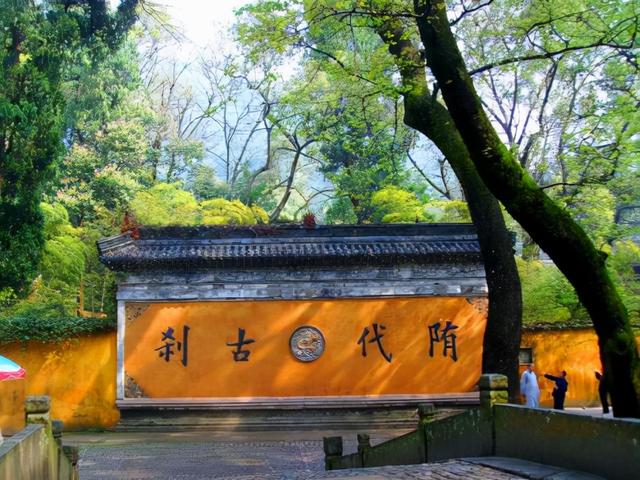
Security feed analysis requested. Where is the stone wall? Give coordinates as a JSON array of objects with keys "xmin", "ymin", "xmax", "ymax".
[
  {"xmin": 0, "ymin": 424, "xmax": 76, "ymax": 479},
  {"xmin": 494, "ymin": 404, "xmax": 640, "ymax": 480},
  {"xmin": 325, "ymin": 379, "xmax": 640, "ymax": 480},
  {"xmin": 324, "ymin": 376, "xmax": 505, "ymax": 470}
]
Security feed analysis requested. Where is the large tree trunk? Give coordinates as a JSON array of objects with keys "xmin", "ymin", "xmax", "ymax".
[
  {"xmin": 378, "ymin": 21, "xmax": 523, "ymax": 401},
  {"xmin": 415, "ymin": 0, "xmax": 640, "ymax": 417}
]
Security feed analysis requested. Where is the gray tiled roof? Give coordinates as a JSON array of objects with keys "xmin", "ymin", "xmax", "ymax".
[{"xmin": 98, "ymin": 224, "xmax": 481, "ymax": 271}]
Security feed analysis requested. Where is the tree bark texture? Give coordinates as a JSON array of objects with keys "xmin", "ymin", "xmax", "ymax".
[
  {"xmin": 378, "ymin": 20, "xmax": 523, "ymax": 401},
  {"xmin": 414, "ymin": 0, "xmax": 640, "ymax": 417}
]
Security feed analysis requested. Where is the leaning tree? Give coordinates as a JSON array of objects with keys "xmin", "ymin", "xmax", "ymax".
[{"xmin": 411, "ymin": 0, "xmax": 639, "ymax": 417}]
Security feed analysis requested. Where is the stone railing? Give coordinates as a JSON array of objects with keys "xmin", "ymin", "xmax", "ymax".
[
  {"xmin": 0, "ymin": 395, "xmax": 78, "ymax": 479},
  {"xmin": 324, "ymin": 376, "xmax": 504, "ymax": 469},
  {"xmin": 324, "ymin": 374, "xmax": 640, "ymax": 480},
  {"xmin": 493, "ymin": 404, "xmax": 640, "ymax": 479}
]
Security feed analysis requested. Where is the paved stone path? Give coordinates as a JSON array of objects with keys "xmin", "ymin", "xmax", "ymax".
[
  {"xmin": 283, "ymin": 461, "xmax": 526, "ymax": 479},
  {"xmin": 65, "ymin": 431, "xmax": 599, "ymax": 479},
  {"xmin": 67, "ymin": 430, "xmax": 522, "ymax": 480}
]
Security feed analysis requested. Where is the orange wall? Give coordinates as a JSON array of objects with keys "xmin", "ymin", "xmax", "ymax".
[
  {"xmin": 0, "ymin": 332, "xmax": 119, "ymax": 430},
  {"xmin": 125, "ymin": 297, "xmax": 488, "ymax": 398},
  {"xmin": 521, "ymin": 329, "xmax": 640, "ymax": 407},
  {"xmin": 2, "ymin": 313, "xmax": 628, "ymax": 431}
]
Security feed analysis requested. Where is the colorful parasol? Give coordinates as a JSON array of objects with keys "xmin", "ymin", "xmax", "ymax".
[{"xmin": 0, "ymin": 355, "xmax": 25, "ymax": 381}]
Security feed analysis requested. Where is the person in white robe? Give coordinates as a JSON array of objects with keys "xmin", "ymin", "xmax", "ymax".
[{"xmin": 520, "ymin": 363, "xmax": 540, "ymax": 408}]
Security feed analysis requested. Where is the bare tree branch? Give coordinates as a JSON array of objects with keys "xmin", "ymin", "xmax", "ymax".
[
  {"xmin": 407, "ymin": 152, "xmax": 451, "ymax": 199},
  {"xmin": 449, "ymin": 0, "xmax": 494, "ymax": 26},
  {"xmin": 470, "ymin": 37, "xmax": 637, "ymax": 76}
]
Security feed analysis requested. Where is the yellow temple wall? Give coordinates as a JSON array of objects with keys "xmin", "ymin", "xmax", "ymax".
[
  {"xmin": 0, "ymin": 378, "xmax": 26, "ymax": 435},
  {"xmin": 1, "ymin": 332, "xmax": 119, "ymax": 430},
  {"xmin": 125, "ymin": 297, "xmax": 487, "ymax": 398},
  {"xmin": 2, "ymin": 313, "xmax": 636, "ymax": 430},
  {"xmin": 521, "ymin": 328, "xmax": 640, "ymax": 408}
]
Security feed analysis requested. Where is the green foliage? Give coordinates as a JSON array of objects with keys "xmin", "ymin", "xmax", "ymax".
[
  {"xmin": 236, "ymin": 3, "xmax": 420, "ymax": 223},
  {"xmin": 55, "ymin": 38, "xmax": 152, "ymax": 227},
  {"xmin": 31, "ymin": 203, "xmax": 86, "ymax": 306},
  {"xmin": 80, "ymin": 226, "xmax": 118, "ymax": 316},
  {"xmin": 370, "ymin": 186, "xmax": 428, "ymax": 223},
  {"xmin": 91, "ymin": 166, "xmax": 142, "ymax": 212},
  {"xmin": 96, "ymin": 119, "xmax": 149, "ymax": 172},
  {"xmin": 608, "ymin": 241, "xmax": 640, "ymax": 324},
  {"xmin": 0, "ymin": 307, "xmax": 115, "ymax": 343},
  {"xmin": 518, "ymin": 245, "xmax": 640, "ymax": 326},
  {"xmin": 0, "ymin": 201, "xmax": 114, "ymax": 342},
  {"xmin": 57, "ymin": 147, "xmax": 143, "ymax": 227},
  {"xmin": 424, "ymin": 200, "xmax": 471, "ymax": 223},
  {"xmin": 0, "ymin": 3, "xmax": 69, "ymax": 294},
  {"xmin": 130, "ymin": 183, "xmax": 268, "ymax": 226},
  {"xmin": 163, "ymin": 138, "xmax": 206, "ymax": 182},
  {"xmin": 455, "ymin": 0, "xmax": 639, "ymax": 253},
  {"xmin": 39, "ymin": 203, "xmax": 87, "ymax": 293},
  {"xmin": 311, "ymin": 70, "xmax": 415, "ymax": 222},
  {"xmin": 562, "ymin": 185, "xmax": 616, "ymax": 248},
  {"xmin": 187, "ymin": 164, "xmax": 229, "ymax": 200},
  {"xmin": 62, "ymin": 39, "xmax": 144, "ymax": 135},
  {"xmin": 324, "ymin": 197, "xmax": 358, "ymax": 224},
  {"xmin": 518, "ymin": 258, "xmax": 583, "ymax": 325},
  {"xmin": 200, "ymin": 198, "xmax": 266, "ymax": 225},
  {"xmin": 0, "ymin": 288, "xmax": 17, "ymax": 308},
  {"xmin": 0, "ymin": 0, "xmax": 139, "ymax": 295},
  {"xmin": 130, "ymin": 183, "xmax": 200, "ymax": 226},
  {"xmin": 3, "ymin": 0, "xmax": 635, "ymax": 343},
  {"xmin": 41, "ymin": 203, "xmax": 74, "ymax": 238},
  {"xmin": 0, "ymin": 207, "xmax": 44, "ymax": 296}
]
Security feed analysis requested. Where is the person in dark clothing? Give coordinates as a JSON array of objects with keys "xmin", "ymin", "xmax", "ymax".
[
  {"xmin": 544, "ymin": 370, "xmax": 568, "ymax": 410},
  {"xmin": 595, "ymin": 371, "xmax": 610, "ymax": 414}
]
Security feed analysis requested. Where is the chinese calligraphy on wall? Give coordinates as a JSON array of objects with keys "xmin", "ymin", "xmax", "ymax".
[
  {"xmin": 155, "ymin": 325, "xmax": 190, "ymax": 366},
  {"xmin": 154, "ymin": 320, "xmax": 459, "ymax": 366}
]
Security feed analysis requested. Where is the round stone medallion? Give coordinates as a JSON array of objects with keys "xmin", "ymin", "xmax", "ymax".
[{"xmin": 289, "ymin": 326, "xmax": 325, "ymax": 362}]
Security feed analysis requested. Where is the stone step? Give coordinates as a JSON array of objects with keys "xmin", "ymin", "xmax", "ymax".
[
  {"xmin": 114, "ymin": 395, "xmax": 477, "ymax": 432},
  {"xmin": 116, "ymin": 393, "xmax": 478, "ymax": 411},
  {"xmin": 115, "ymin": 408, "xmax": 421, "ymax": 432},
  {"xmin": 115, "ymin": 404, "xmax": 467, "ymax": 432}
]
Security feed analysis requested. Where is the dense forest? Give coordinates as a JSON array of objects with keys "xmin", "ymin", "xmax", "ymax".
[{"xmin": 0, "ymin": 0, "xmax": 638, "ymax": 404}]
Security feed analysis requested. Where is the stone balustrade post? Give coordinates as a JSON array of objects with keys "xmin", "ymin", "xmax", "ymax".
[
  {"xmin": 479, "ymin": 374, "xmax": 508, "ymax": 413},
  {"xmin": 63, "ymin": 445, "xmax": 80, "ymax": 469},
  {"xmin": 357, "ymin": 433, "xmax": 371, "ymax": 466},
  {"xmin": 418, "ymin": 403, "xmax": 437, "ymax": 425},
  {"xmin": 25, "ymin": 395, "xmax": 51, "ymax": 427},
  {"xmin": 52, "ymin": 419, "xmax": 64, "ymax": 448},
  {"xmin": 357, "ymin": 433, "xmax": 371, "ymax": 454},
  {"xmin": 323, "ymin": 436, "xmax": 343, "ymax": 470}
]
